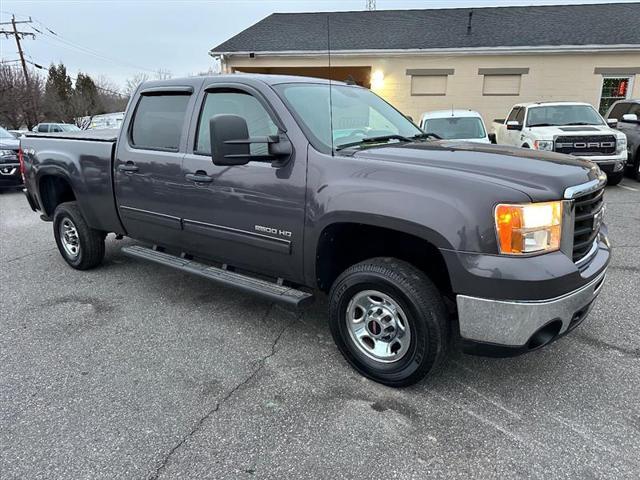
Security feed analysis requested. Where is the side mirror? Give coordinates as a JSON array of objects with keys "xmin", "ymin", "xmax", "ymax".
[
  {"xmin": 210, "ymin": 114, "xmax": 292, "ymax": 167},
  {"xmin": 405, "ymin": 115, "xmax": 414, "ymax": 123},
  {"xmin": 488, "ymin": 133, "xmax": 497, "ymax": 144},
  {"xmin": 607, "ymin": 118, "xmax": 619, "ymax": 129},
  {"xmin": 622, "ymin": 113, "xmax": 639, "ymax": 123},
  {"xmin": 506, "ymin": 120, "xmax": 522, "ymax": 131}
]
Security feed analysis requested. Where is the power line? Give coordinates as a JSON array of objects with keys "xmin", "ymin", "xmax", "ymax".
[
  {"xmin": 27, "ymin": 17, "xmax": 159, "ymax": 74},
  {"xmin": 0, "ymin": 15, "xmax": 38, "ymax": 126},
  {"xmin": 3, "ymin": 10, "xmax": 159, "ymax": 75}
]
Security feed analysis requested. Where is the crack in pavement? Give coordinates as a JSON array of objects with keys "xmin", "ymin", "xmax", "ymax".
[
  {"xmin": 572, "ymin": 333, "xmax": 640, "ymax": 359},
  {"xmin": 609, "ymin": 265, "xmax": 640, "ymax": 273},
  {"xmin": 148, "ymin": 303, "xmax": 295, "ymax": 480},
  {"xmin": 1, "ymin": 247, "xmax": 56, "ymax": 265}
]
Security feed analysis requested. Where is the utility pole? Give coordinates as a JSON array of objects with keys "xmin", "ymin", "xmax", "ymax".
[{"xmin": 0, "ymin": 15, "xmax": 37, "ymax": 127}]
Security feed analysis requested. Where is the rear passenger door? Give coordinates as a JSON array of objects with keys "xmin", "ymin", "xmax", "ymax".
[{"xmin": 114, "ymin": 82, "xmax": 201, "ymax": 246}]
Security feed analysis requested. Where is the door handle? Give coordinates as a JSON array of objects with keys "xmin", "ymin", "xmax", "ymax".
[
  {"xmin": 118, "ymin": 161, "xmax": 139, "ymax": 173},
  {"xmin": 185, "ymin": 171, "xmax": 213, "ymax": 184}
]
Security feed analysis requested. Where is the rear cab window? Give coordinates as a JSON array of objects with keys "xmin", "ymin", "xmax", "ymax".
[{"xmin": 130, "ymin": 93, "xmax": 191, "ymax": 151}]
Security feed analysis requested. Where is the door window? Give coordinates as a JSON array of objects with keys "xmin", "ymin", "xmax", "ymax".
[
  {"xmin": 599, "ymin": 77, "xmax": 632, "ymax": 115},
  {"xmin": 506, "ymin": 107, "xmax": 520, "ymax": 123},
  {"xmin": 195, "ymin": 91, "xmax": 278, "ymax": 156},
  {"xmin": 130, "ymin": 94, "xmax": 190, "ymax": 151},
  {"xmin": 515, "ymin": 108, "xmax": 526, "ymax": 125},
  {"xmin": 608, "ymin": 102, "xmax": 630, "ymax": 119}
]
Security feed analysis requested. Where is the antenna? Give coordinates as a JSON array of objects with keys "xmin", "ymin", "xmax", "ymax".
[
  {"xmin": 327, "ymin": 14, "xmax": 335, "ymax": 155},
  {"xmin": 366, "ymin": 0, "xmax": 376, "ymax": 11}
]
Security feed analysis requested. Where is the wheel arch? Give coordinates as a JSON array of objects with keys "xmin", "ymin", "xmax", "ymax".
[{"xmin": 312, "ymin": 217, "xmax": 453, "ymax": 298}]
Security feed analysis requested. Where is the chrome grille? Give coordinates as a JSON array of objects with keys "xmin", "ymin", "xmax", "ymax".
[{"xmin": 572, "ymin": 186, "xmax": 605, "ymax": 262}]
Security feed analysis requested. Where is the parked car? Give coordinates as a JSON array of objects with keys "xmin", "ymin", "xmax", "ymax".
[
  {"xmin": 32, "ymin": 123, "xmax": 81, "ymax": 133},
  {"xmin": 605, "ymin": 99, "xmax": 640, "ymax": 181},
  {"xmin": 21, "ymin": 75, "xmax": 610, "ymax": 387},
  {"xmin": 493, "ymin": 102, "xmax": 628, "ymax": 185},
  {"xmin": 88, "ymin": 112, "xmax": 125, "ymax": 130},
  {"xmin": 0, "ymin": 126, "xmax": 22, "ymax": 190},
  {"xmin": 419, "ymin": 110, "xmax": 490, "ymax": 143},
  {"xmin": 8, "ymin": 129, "xmax": 28, "ymax": 138}
]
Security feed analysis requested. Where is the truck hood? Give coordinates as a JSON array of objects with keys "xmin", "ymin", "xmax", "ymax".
[
  {"xmin": 527, "ymin": 124, "xmax": 623, "ymax": 138},
  {"xmin": 0, "ymin": 138, "xmax": 19, "ymax": 150},
  {"xmin": 352, "ymin": 141, "xmax": 601, "ymax": 201}
]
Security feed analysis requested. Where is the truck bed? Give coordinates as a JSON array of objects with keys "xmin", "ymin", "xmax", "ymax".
[
  {"xmin": 24, "ymin": 128, "xmax": 119, "ymax": 142},
  {"xmin": 21, "ymin": 131, "xmax": 124, "ymax": 234}
]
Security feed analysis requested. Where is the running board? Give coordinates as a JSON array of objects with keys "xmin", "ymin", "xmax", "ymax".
[{"xmin": 121, "ymin": 245, "xmax": 314, "ymax": 308}]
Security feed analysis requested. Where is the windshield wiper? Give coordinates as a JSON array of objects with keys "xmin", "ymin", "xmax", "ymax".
[
  {"xmin": 335, "ymin": 134, "xmax": 413, "ymax": 151},
  {"xmin": 528, "ymin": 123, "xmax": 555, "ymax": 127},
  {"xmin": 411, "ymin": 132, "xmax": 442, "ymax": 140},
  {"xmin": 562, "ymin": 122, "xmax": 598, "ymax": 126}
]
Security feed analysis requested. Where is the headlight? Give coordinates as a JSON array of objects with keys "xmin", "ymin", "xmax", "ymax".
[
  {"xmin": 617, "ymin": 136, "xmax": 627, "ymax": 154},
  {"xmin": 0, "ymin": 149, "xmax": 14, "ymax": 156},
  {"xmin": 495, "ymin": 201, "xmax": 563, "ymax": 255},
  {"xmin": 533, "ymin": 140, "xmax": 554, "ymax": 151}
]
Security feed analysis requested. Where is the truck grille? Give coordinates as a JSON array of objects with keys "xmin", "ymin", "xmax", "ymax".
[
  {"xmin": 554, "ymin": 135, "xmax": 616, "ymax": 156},
  {"xmin": 572, "ymin": 185, "xmax": 605, "ymax": 262}
]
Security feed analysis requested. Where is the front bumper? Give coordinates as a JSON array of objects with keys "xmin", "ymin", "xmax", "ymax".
[
  {"xmin": 582, "ymin": 154, "xmax": 627, "ymax": 173},
  {"xmin": 0, "ymin": 161, "xmax": 22, "ymax": 189},
  {"xmin": 457, "ymin": 264, "xmax": 606, "ymax": 356}
]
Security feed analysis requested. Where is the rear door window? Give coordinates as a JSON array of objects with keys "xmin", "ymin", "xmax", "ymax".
[{"xmin": 130, "ymin": 94, "xmax": 190, "ymax": 151}]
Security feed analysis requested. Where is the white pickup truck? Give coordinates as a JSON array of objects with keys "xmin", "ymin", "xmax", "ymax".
[{"xmin": 493, "ymin": 102, "xmax": 628, "ymax": 185}]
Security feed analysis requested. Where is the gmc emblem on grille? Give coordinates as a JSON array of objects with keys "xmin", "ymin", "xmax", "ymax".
[{"xmin": 556, "ymin": 141, "xmax": 615, "ymax": 149}]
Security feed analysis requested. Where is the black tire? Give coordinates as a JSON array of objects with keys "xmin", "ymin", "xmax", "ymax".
[
  {"xmin": 606, "ymin": 171, "xmax": 624, "ymax": 186},
  {"xmin": 328, "ymin": 257, "xmax": 448, "ymax": 387},
  {"xmin": 53, "ymin": 201, "xmax": 105, "ymax": 270}
]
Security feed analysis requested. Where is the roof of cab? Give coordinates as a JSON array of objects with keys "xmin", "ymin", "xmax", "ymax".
[
  {"xmin": 420, "ymin": 109, "xmax": 484, "ymax": 120},
  {"xmin": 138, "ymin": 73, "xmax": 350, "ymax": 92}
]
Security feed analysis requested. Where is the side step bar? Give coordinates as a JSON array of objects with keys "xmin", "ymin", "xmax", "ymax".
[{"xmin": 122, "ymin": 245, "xmax": 314, "ymax": 308}]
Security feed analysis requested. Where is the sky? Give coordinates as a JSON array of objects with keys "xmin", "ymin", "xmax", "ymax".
[{"xmin": 1, "ymin": 0, "xmax": 637, "ymax": 89}]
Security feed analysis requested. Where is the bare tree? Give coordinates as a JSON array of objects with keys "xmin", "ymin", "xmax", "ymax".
[
  {"xmin": 0, "ymin": 64, "xmax": 44, "ymax": 129},
  {"xmin": 124, "ymin": 72, "xmax": 150, "ymax": 97}
]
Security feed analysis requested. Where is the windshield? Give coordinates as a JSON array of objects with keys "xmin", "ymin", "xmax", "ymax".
[
  {"xmin": 274, "ymin": 83, "xmax": 422, "ymax": 152},
  {"xmin": 422, "ymin": 117, "xmax": 486, "ymax": 140},
  {"xmin": 60, "ymin": 124, "xmax": 81, "ymax": 132},
  {"xmin": 526, "ymin": 105, "xmax": 605, "ymax": 127},
  {"xmin": 0, "ymin": 127, "xmax": 14, "ymax": 139}
]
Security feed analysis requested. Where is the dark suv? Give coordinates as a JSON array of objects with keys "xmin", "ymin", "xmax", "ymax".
[{"xmin": 606, "ymin": 99, "xmax": 640, "ymax": 181}]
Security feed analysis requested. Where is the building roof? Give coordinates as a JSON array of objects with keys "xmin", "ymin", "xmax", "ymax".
[{"xmin": 211, "ymin": 2, "xmax": 640, "ymax": 55}]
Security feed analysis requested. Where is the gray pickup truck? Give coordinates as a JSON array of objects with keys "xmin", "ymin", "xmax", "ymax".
[{"xmin": 21, "ymin": 75, "xmax": 610, "ymax": 386}]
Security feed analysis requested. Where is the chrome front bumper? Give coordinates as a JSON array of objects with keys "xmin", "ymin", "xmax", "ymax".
[{"xmin": 457, "ymin": 267, "xmax": 607, "ymax": 347}]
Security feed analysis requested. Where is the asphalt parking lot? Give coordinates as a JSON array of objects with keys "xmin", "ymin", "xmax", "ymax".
[{"xmin": 1, "ymin": 180, "xmax": 639, "ymax": 480}]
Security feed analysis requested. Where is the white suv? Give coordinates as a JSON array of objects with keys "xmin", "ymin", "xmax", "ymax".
[{"xmin": 419, "ymin": 110, "xmax": 490, "ymax": 144}]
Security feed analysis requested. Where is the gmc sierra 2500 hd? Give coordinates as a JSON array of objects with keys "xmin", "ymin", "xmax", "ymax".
[{"xmin": 21, "ymin": 75, "xmax": 610, "ymax": 387}]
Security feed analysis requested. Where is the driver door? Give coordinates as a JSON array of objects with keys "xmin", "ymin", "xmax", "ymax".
[{"xmin": 179, "ymin": 84, "xmax": 307, "ymax": 282}]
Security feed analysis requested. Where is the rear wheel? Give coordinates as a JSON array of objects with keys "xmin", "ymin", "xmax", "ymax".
[
  {"xmin": 53, "ymin": 201, "xmax": 105, "ymax": 269},
  {"xmin": 328, "ymin": 257, "xmax": 448, "ymax": 387}
]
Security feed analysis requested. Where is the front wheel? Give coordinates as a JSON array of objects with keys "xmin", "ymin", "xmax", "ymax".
[
  {"xmin": 607, "ymin": 171, "xmax": 624, "ymax": 186},
  {"xmin": 53, "ymin": 201, "xmax": 105, "ymax": 270},
  {"xmin": 328, "ymin": 257, "xmax": 449, "ymax": 387}
]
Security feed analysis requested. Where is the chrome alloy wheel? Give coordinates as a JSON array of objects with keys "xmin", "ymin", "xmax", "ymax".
[
  {"xmin": 60, "ymin": 218, "xmax": 80, "ymax": 258},
  {"xmin": 346, "ymin": 290, "xmax": 411, "ymax": 363}
]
